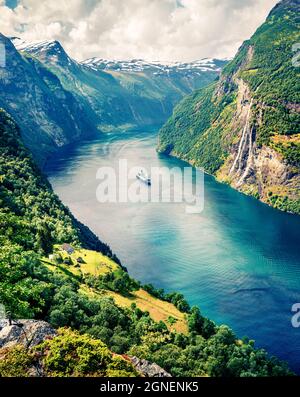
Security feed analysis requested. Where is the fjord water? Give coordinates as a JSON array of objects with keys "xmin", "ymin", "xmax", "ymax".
[{"xmin": 46, "ymin": 128, "xmax": 300, "ymax": 372}]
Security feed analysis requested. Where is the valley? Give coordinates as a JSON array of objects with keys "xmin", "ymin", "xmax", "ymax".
[
  {"xmin": 0, "ymin": 0, "xmax": 299, "ymax": 379},
  {"xmin": 0, "ymin": 33, "xmax": 226, "ymax": 166}
]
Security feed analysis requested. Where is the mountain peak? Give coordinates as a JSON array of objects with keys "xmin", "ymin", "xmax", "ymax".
[
  {"xmin": 11, "ymin": 37, "xmax": 74, "ymax": 67},
  {"xmin": 12, "ymin": 38, "xmax": 63, "ymax": 53},
  {"xmin": 268, "ymin": 0, "xmax": 300, "ymax": 16}
]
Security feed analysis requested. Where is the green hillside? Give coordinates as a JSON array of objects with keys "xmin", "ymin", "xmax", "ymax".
[
  {"xmin": 0, "ymin": 108, "xmax": 293, "ymax": 376},
  {"xmin": 158, "ymin": 0, "xmax": 300, "ymax": 214}
]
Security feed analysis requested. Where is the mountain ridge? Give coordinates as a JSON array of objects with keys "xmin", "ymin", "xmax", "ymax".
[
  {"xmin": 158, "ymin": 0, "xmax": 300, "ymax": 214},
  {"xmin": 81, "ymin": 57, "xmax": 226, "ymax": 74},
  {"xmin": 0, "ymin": 34, "xmax": 227, "ymax": 166},
  {"xmin": 11, "ymin": 37, "xmax": 227, "ymax": 73}
]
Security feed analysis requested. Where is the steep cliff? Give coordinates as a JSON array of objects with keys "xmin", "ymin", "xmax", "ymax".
[
  {"xmin": 0, "ymin": 34, "xmax": 98, "ymax": 166},
  {"xmin": 158, "ymin": 0, "xmax": 300, "ymax": 214}
]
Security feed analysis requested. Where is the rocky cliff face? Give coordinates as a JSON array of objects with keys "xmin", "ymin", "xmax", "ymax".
[
  {"xmin": 0, "ymin": 34, "xmax": 98, "ymax": 166},
  {"xmin": 158, "ymin": 0, "xmax": 300, "ymax": 214},
  {"xmin": 0, "ymin": 320, "xmax": 56, "ymax": 350},
  {"xmin": 216, "ymin": 51, "xmax": 300, "ymax": 208}
]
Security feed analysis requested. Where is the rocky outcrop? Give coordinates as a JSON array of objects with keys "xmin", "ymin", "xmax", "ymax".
[
  {"xmin": 0, "ymin": 321, "xmax": 172, "ymax": 377},
  {"xmin": 217, "ymin": 75, "xmax": 300, "ymax": 207},
  {"xmin": 0, "ymin": 320, "xmax": 56, "ymax": 350},
  {"xmin": 129, "ymin": 356, "xmax": 172, "ymax": 377}
]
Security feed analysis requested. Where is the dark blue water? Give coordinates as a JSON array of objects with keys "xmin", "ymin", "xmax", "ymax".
[{"xmin": 46, "ymin": 129, "xmax": 300, "ymax": 373}]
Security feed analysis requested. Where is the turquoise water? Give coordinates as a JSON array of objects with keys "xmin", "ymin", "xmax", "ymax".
[{"xmin": 46, "ymin": 129, "xmax": 300, "ymax": 373}]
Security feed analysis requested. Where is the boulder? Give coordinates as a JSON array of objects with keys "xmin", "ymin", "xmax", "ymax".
[
  {"xmin": 129, "ymin": 356, "xmax": 172, "ymax": 377},
  {"xmin": 0, "ymin": 320, "xmax": 56, "ymax": 349}
]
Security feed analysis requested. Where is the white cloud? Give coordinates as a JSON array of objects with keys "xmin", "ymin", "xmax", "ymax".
[{"xmin": 0, "ymin": 0, "xmax": 278, "ymax": 61}]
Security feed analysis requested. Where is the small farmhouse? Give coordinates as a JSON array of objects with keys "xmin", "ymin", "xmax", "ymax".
[{"xmin": 61, "ymin": 243, "xmax": 75, "ymax": 255}]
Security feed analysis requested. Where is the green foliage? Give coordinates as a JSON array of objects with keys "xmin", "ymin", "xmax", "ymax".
[
  {"xmin": 270, "ymin": 139, "xmax": 300, "ymax": 167},
  {"xmin": 0, "ymin": 345, "xmax": 35, "ymax": 377},
  {"xmin": 143, "ymin": 284, "xmax": 190, "ymax": 313},
  {"xmin": 129, "ymin": 325, "xmax": 292, "ymax": 377},
  {"xmin": 0, "ymin": 109, "xmax": 115, "ymax": 317},
  {"xmin": 106, "ymin": 356, "xmax": 138, "ymax": 377},
  {"xmin": 188, "ymin": 307, "xmax": 216, "ymax": 339},
  {"xmin": 158, "ymin": 83, "xmax": 232, "ymax": 173},
  {"xmin": 267, "ymin": 194, "xmax": 300, "ymax": 214},
  {"xmin": 0, "ymin": 245, "xmax": 53, "ymax": 319},
  {"xmin": 84, "ymin": 270, "xmax": 140, "ymax": 297},
  {"xmin": 36, "ymin": 329, "xmax": 113, "ymax": 377},
  {"xmin": 48, "ymin": 284, "xmax": 138, "ymax": 353},
  {"xmin": 0, "ymin": 329, "xmax": 138, "ymax": 377}
]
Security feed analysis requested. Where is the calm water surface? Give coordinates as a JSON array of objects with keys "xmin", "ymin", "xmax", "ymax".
[{"xmin": 46, "ymin": 128, "xmax": 300, "ymax": 372}]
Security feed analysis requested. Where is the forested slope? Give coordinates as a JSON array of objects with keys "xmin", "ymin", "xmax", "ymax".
[{"xmin": 158, "ymin": 0, "xmax": 300, "ymax": 214}]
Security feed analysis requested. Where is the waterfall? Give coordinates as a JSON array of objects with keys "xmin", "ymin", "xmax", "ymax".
[
  {"xmin": 229, "ymin": 98, "xmax": 253, "ymax": 176},
  {"xmin": 237, "ymin": 126, "xmax": 254, "ymax": 186}
]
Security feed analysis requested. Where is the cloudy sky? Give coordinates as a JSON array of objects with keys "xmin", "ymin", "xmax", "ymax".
[{"xmin": 1, "ymin": 0, "xmax": 278, "ymax": 62}]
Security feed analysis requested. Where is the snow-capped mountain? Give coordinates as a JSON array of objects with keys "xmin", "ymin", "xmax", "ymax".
[
  {"xmin": 11, "ymin": 37, "xmax": 76, "ymax": 67},
  {"xmin": 11, "ymin": 37, "xmax": 227, "ymax": 76},
  {"xmin": 0, "ymin": 34, "xmax": 97, "ymax": 166},
  {"xmin": 2, "ymin": 34, "xmax": 228, "ymax": 164},
  {"xmin": 81, "ymin": 57, "xmax": 226, "ymax": 75}
]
